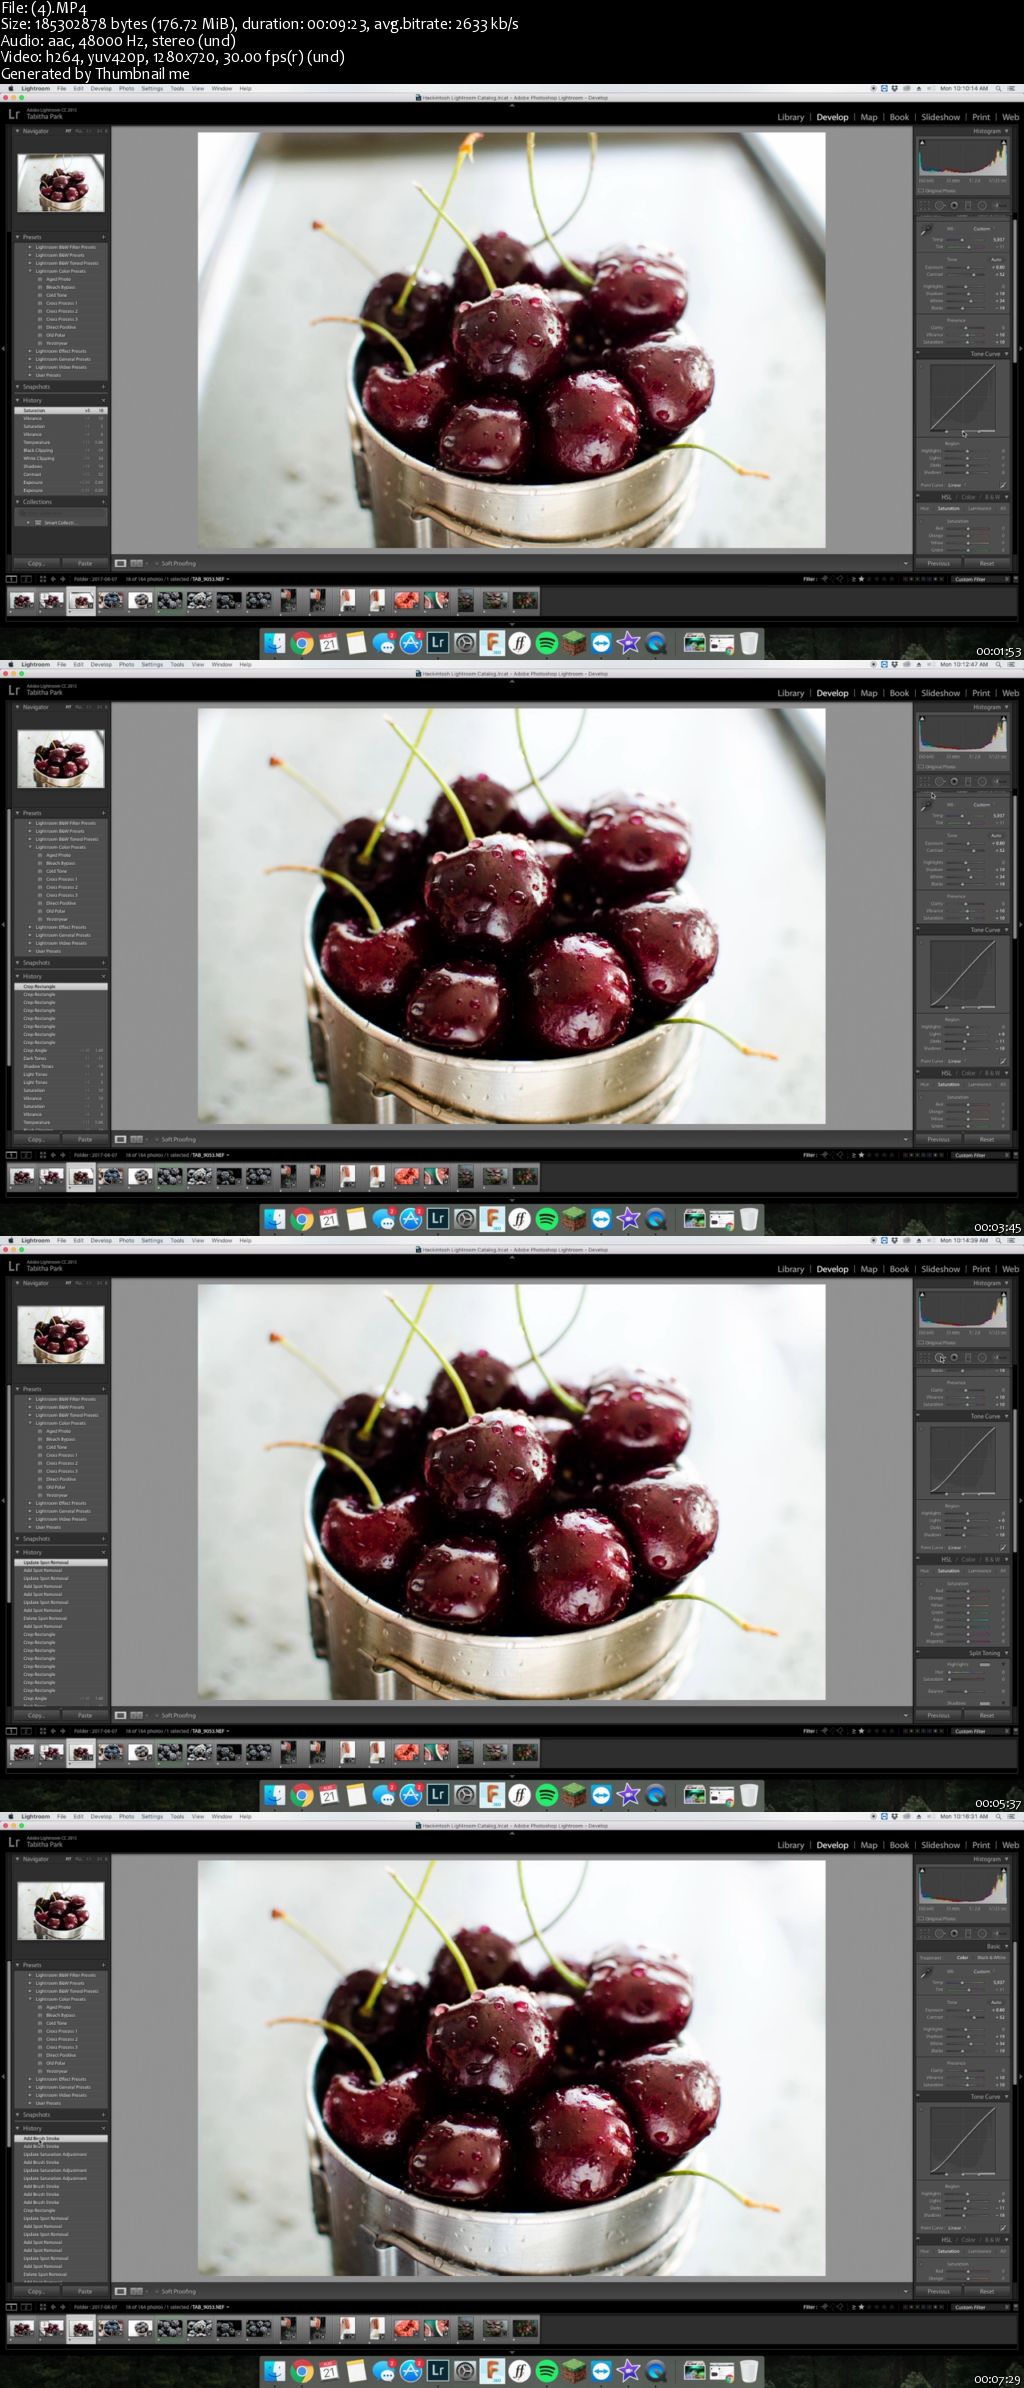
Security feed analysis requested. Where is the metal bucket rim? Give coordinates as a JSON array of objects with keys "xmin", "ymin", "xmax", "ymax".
[
  {"xmin": 306, "ymin": 2045, "xmax": 694, "ymax": 2231},
  {"xmin": 346, "ymin": 347, "xmax": 694, "ymax": 501},
  {"xmin": 304, "ymin": 1467, "xmax": 691, "ymax": 1664},
  {"xmin": 303, "ymin": 897, "xmax": 695, "ymax": 1083}
]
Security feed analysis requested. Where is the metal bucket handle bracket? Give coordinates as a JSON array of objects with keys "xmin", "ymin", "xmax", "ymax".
[
  {"xmin": 367, "ymin": 1064, "xmax": 690, "ymax": 1129},
  {"xmin": 409, "ymin": 484, "xmax": 689, "ymax": 551},
  {"xmin": 371, "ymin": 1643, "xmax": 687, "ymax": 1704}
]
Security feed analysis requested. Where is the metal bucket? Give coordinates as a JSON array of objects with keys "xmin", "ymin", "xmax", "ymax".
[
  {"xmin": 34, "ymin": 1345, "xmax": 85, "ymax": 1365},
  {"xmin": 303, "ymin": 1466, "xmax": 699, "ymax": 1702},
  {"xmin": 346, "ymin": 351, "xmax": 700, "ymax": 551},
  {"xmin": 306, "ymin": 2047, "xmax": 702, "ymax": 2277},
  {"xmin": 303, "ymin": 897, "xmax": 700, "ymax": 1128}
]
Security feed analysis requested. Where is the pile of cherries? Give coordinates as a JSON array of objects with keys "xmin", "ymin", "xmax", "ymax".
[
  {"xmin": 307, "ymin": 1342, "xmax": 717, "ymax": 1634},
  {"xmin": 312, "ymin": 771, "xmax": 716, "ymax": 1060},
  {"xmin": 35, "ymin": 1891, "xmax": 90, "ymax": 1932},
  {"xmin": 34, "ymin": 738, "xmax": 89, "ymax": 782},
  {"xmin": 39, "ymin": 167, "xmax": 88, "ymax": 205},
  {"xmin": 313, "ymin": 1921, "xmax": 719, "ymax": 2209},
  {"xmin": 354, "ymin": 232, "xmax": 713, "ymax": 484},
  {"xmin": 33, "ymin": 1313, "xmax": 90, "ymax": 1356}
]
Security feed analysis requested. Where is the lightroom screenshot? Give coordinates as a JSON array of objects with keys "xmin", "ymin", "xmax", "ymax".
[
  {"xmin": 2, "ymin": 76, "xmax": 1020, "ymax": 652},
  {"xmin": 1, "ymin": 1828, "xmax": 1018, "ymax": 2348},
  {"xmin": 2, "ymin": 40, "xmax": 1021, "ymax": 2388},
  {"xmin": 3, "ymin": 677, "xmax": 1020, "ymax": 1200}
]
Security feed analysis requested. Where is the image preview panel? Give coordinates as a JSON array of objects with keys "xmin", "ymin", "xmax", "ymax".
[{"xmin": 196, "ymin": 125, "xmax": 825, "ymax": 562}]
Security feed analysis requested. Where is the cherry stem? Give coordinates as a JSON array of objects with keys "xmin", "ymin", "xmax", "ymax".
[
  {"xmin": 361, "ymin": 1860, "xmax": 436, "ymax": 2016},
  {"xmin": 666, "ymin": 1015, "xmax": 778, "ymax": 1063},
  {"xmin": 516, "ymin": 1859, "xmax": 590, "ymax": 1951},
  {"xmin": 662, "ymin": 1588, "xmax": 778, "ymax": 1638},
  {"xmin": 264, "ymin": 864, "xmax": 383, "ymax": 936},
  {"xmin": 311, "ymin": 218, "xmax": 380, "ymax": 275},
  {"xmin": 268, "ymin": 1333, "xmax": 342, "ymax": 1399},
  {"xmin": 385, "ymin": 1297, "xmax": 475, "ymax": 1422},
  {"xmin": 266, "ymin": 2014, "xmax": 384, "ymax": 2087},
  {"xmin": 668, "ymin": 440, "xmax": 770, "ymax": 482},
  {"xmin": 514, "ymin": 1285, "xmax": 584, "ymax": 1415},
  {"xmin": 515, "ymin": 1861, "xmax": 587, "ymax": 1990},
  {"xmin": 271, "ymin": 1906, "xmax": 346, "ymax": 1976},
  {"xmin": 311, "ymin": 313, "xmax": 417, "ymax": 376},
  {"xmin": 525, "ymin": 132, "xmax": 594, "ymax": 288},
  {"xmin": 358, "ymin": 1286, "xmax": 433, "ymax": 1445},
  {"xmin": 385, "ymin": 719, "xmax": 476, "ymax": 844},
  {"xmin": 511, "ymin": 708, "xmax": 587, "ymax": 796},
  {"xmin": 395, "ymin": 133, "xmax": 483, "ymax": 313},
  {"xmin": 269, "ymin": 755, "xmax": 343, "ymax": 823},
  {"xmin": 264, "ymin": 1439, "xmax": 382, "ymax": 1511},
  {"xmin": 514, "ymin": 709, "xmax": 584, "ymax": 841},
  {"xmin": 387, "ymin": 1870, "xmax": 478, "ymax": 1995},
  {"xmin": 359, "ymin": 706, "xmax": 434, "ymax": 868},
  {"xmin": 667, "ymin": 2166, "xmax": 780, "ymax": 2214},
  {"xmin": 413, "ymin": 186, "xmax": 496, "ymax": 293},
  {"xmin": 538, "ymin": 130, "xmax": 598, "ymax": 246},
  {"xmin": 512, "ymin": 1284, "xmax": 586, "ymax": 1372}
]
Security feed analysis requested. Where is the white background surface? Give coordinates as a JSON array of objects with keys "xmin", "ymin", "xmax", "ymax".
[
  {"xmin": 197, "ymin": 703, "xmax": 826, "ymax": 1127},
  {"xmin": 17, "ymin": 1882, "xmax": 105, "ymax": 1940},
  {"xmin": 197, "ymin": 129, "xmax": 825, "ymax": 553},
  {"xmin": 17, "ymin": 152, "xmax": 106, "ymax": 212},
  {"xmin": 17, "ymin": 729, "xmax": 105, "ymax": 788},
  {"xmin": 196, "ymin": 1277, "xmax": 826, "ymax": 1703},
  {"xmin": 17, "ymin": 1303, "xmax": 105, "ymax": 1364},
  {"xmin": 197, "ymin": 1854, "xmax": 826, "ymax": 2278}
]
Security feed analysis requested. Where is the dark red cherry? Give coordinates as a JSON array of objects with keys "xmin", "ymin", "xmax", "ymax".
[
  {"xmin": 581, "ymin": 798, "xmax": 691, "ymax": 898},
  {"xmin": 545, "ymin": 259, "xmax": 597, "ymax": 290},
  {"xmin": 452, "ymin": 286, "xmax": 568, "ymax": 394},
  {"xmin": 520, "ymin": 1508, "xmax": 633, "ymax": 1631},
  {"xmin": 610, "ymin": 1473, "xmax": 719, "ymax": 1586},
  {"xmin": 423, "ymin": 1409, "xmax": 553, "ymax": 1526},
  {"xmin": 520, "ymin": 932, "xmax": 633, "ymax": 1055},
  {"xmin": 610, "ymin": 896, "xmax": 718, "ymax": 1011},
  {"xmin": 533, "ymin": 1960, "xmax": 591, "ymax": 1992},
  {"xmin": 427, "ymin": 1985, "xmax": 554, "ymax": 2101},
  {"xmin": 322, "ymin": 1968, "xmax": 426, "ymax": 2062},
  {"xmin": 544, "ymin": 287, "xmax": 595, "ymax": 352},
  {"xmin": 320, "ymin": 815, "xmax": 424, "ymax": 919},
  {"xmin": 612, "ymin": 335, "xmax": 714, "ymax": 442},
  {"xmin": 522, "ymin": 2084, "xmax": 635, "ymax": 2204},
  {"xmin": 363, "ymin": 357, "xmax": 461, "ymax": 455},
  {"xmin": 424, "ymin": 833, "xmax": 552, "ymax": 951},
  {"xmin": 513, "ymin": 798, "xmax": 589, "ymax": 847},
  {"xmin": 589, "ymin": 247, "xmax": 689, "ymax": 339},
  {"xmin": 536, "ymin": 371, "xmax": 640, "ymax": 479},
  {"xmin": 437, "ymin": 397, "xmax": 532, "ymax": 480},
  {"xmin": 425, "ymin": 775, "xmax": 523, "ymax": 855},
  {"xmin": 528, "ymin": 1381, "xmax": 588, "ymax": 1419},
  {"xmin": 320, "ymin": 1393, "xmax": 424, "ymax": 1494},
  {"xmin": 320, "ymin": 913, "xmax": 431, "ymax": 1013},
  {"xmin": 428, "ymin": 1927, "xmax": 531, "ymax": 2006},
  {"xmin": 605, "ymin": 2046, "xmax": 720, "ymax": 2169},
  {"xmin": 578, "ymin": 1371, "xmax": 692, "ymax": 1478},
  {"xmin": 453, "ymin": 233, "xmax": 545, "ymax": 303},
  {"xmin": 405, "ymin": 1536, "xmax": 510, "ymax": 1629},
  {"xmin": 426, "ymin": 1351, "xmax": 527, "ymax": 1430},
  {"xmin": 407, "ymin": 2111, "xmax": 511, "ymax": 2204},
  {"xmin": 322, "ymin": 2063, "xmax": 433, "ymax": 2160},
  {"xmin": 405, "ymin": 961, "xmax": 510, "ymax": 1052},
  {"xmin": 320, "ymin": 1487, "xmax": 431, "ymax": 1591},
  {"xmin": 580, "ymin": 1944, "xmax": 694, "ymax": 2051},
  {"xmin": 528, "ymin": 1411, "xmax": 581, "ymax": 1483},
  {"xmin": 360, "ymin": 272, "xmax": 452, "ymax": 358}
]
